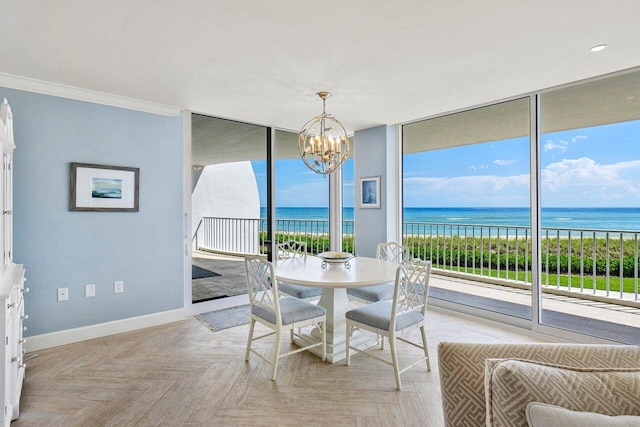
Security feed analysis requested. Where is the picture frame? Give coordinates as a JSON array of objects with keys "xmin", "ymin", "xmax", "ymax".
[
  {"xmin": 70, "ymin": 163, "xmax": 139, "ymax": 212},
  {"xmin": 359, "ymin": 176, "xmax": 381, "ymax": 209}
]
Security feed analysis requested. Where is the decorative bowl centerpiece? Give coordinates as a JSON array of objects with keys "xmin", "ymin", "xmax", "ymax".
[{"xmin": 317, "ymin": 251, "xmax": 354, "ymax": 269}]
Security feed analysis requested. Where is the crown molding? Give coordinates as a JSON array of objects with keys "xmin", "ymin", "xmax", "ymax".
[{"xmin": 0, "ymin": 72, "xmax": 181, "ymax": 116}]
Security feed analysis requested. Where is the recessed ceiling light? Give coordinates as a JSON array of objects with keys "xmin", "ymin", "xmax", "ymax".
[{"xmin": 590, "ymin": 44, "xmax": 607, "ymax": 52}]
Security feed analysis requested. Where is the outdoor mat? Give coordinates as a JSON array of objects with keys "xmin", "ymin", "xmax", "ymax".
[
  {"xmin": 199, "ymin": 305, "xmax": 250, "ymax": 331},
  {"xmin": 192, "ymin": 265, "xmax": 221, "ymax": 280}
]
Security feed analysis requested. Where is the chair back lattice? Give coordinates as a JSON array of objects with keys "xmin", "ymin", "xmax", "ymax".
[
  {"xmin": 376, "ymin": 242, "xmax": 409, "ymax": 265},
  {"xmin": 391, "ymin": 259, "xmax": 432, "ymax": 327},
  {"xmin": 276, "ymin": 240, "xmax": 308, "ymax": 260},
  {"xmin": 245, "ymin": 256, "xmax": 281, "ymax": 324}
]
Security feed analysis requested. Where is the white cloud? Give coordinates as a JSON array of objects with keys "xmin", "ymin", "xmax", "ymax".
[
  {"xmin": 541, "ymin": 157, "xmax": 640, "ymax": 204},
  {"xmin": 544, "ymin": 134, "xmax": 588, "ymax": 152},
  {"xmin": 544, "ymin": 139, "xmax": 569, "ymax": 152},
  {"xmin": 403, "ymin": 157, "xmax": 640, "ymax": 207},
  {"xmin": 403, "ymin": 173, "xmax": 530, "ymax": 206},
  {"xmin": 493, "ymin": 159, "xmax": 515, "ymax": 166},
  {"xmin": 571, "ymin": 135, "xmax": 587, "ymax": 143}
]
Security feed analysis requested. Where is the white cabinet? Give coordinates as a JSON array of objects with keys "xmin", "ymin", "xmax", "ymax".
[{"xmin": 0, "ymin": 99, "xmax": 26, "ymax": 425}]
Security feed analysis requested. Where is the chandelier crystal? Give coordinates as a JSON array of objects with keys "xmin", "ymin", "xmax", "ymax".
[{"xmin": 298, "ymin": 92, "xmax": 349, "ymax": 176}]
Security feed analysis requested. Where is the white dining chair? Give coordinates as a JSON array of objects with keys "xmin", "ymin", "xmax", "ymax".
[
  {"xmin": 347, "ymin": 242, "xmax": 409, "ymax": 303},
  {"xmin": 275, "ymin": 240, "xmax": 323, "ymax": 301},
  {"xmin": 244, "ymin": 256, "xmax": 326, "ymax": 380},
  {"xmin": 345, "ymin": 259, "xmax": 432, "ymax": 390}
]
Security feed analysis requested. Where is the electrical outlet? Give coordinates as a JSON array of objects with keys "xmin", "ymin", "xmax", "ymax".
[
  {"xmin": 85, "ymin": 284, "xmax": 95, "ymax": 298},
  {"xmin": 57, "ymin": 287, "xmax": 69, "ymax": 302},
  {"xmin": 114, "ymin": 281, "xmax": 124, "ymax": 294}
]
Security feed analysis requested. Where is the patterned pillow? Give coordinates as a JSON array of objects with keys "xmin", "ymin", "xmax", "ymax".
[
  {"xmin": 485, "ymin": 359, "xmax": 640, "ymax": 427},
  {"xmin": 526, "ymin": 402, "xmax": 640, "ymax": 427}
]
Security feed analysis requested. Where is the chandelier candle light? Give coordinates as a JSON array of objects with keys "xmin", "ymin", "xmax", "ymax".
[{"xmin": 298, "ymin": 91, "xmax": 350, "ymax": 176}]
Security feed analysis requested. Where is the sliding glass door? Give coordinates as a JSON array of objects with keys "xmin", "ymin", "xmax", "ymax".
[
  {"xmin": 401, "ymin": 69, "xmax": 640, "ymax": 344},
  {"xmin": 539, "ymin": 71, "xmax": 640, "ymax": 343},
  {"xmin": 402, "ymin": 98, "xmax": 532, "ymax": 322},
  {"xmin": 274, "ymin": 130, "xmax": 330, "ymax": 253},
  {"xmin": 191, "ymin": 114, "xmax": 268, "ymax": 305}
]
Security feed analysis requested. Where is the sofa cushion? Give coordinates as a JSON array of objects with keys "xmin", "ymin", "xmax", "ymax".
[
  {"xmin": 437, "ymin": 342, "xmax": 640, "ymax": 427},
  {"xmin": 525, "ymin": 402, "xmax": 640, "ymax": 427},
  {"xmin": 485, "ymin": 359, "xmax": 640, "ymax": 427}
]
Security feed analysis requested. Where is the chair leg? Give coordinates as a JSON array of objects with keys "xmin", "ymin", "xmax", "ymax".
[
  {"xmin": 290, "ymin": 328, "xmax": 294, "ymax": 344},
  {"xmin": 345, "ymin": 323, "xmax": 351, "ymax": 366},
  {"xmin": 245, "ymin": 319, "xmax": 256, "ymax": 361},
  {"xmin": 271, "ymin": 329, "xmax": 282, "ymax": 381},
  {"xmin": 380, "ymin": 335, "xmax": 385, "ymax": 350},
  {"xmin": 389, "ymin": 334, "xmax": 402, "ymax": 390},
  {"xmin": 420, "ymin": 325, "xmax": 431, "ymax": 371}
]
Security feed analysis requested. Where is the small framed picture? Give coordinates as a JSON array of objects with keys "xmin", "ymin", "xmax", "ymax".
[
  {"xmin": 359, "ymin": 176, "xmax": 381, "ymax": 209},
  {"xmin": 70, "ymin": 163, "xmax": 139, "ymax": 212}
]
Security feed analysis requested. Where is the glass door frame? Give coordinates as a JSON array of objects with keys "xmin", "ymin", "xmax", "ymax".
[
  {"xmin": 399, "ymin": 68, "xmax": 640, "ymax": 344},
  {"xmin": 184, "ymin": 111, "xmax": 275, "ymax": 315}
]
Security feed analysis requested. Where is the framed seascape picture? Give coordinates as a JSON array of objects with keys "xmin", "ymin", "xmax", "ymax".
[
  {"xmin": 70, "ymin": 163, "xmax": 139, "ymax": 212},
  {"xmin": 359, "ymin": 176, "xmax": 380, "ymax": 209}
]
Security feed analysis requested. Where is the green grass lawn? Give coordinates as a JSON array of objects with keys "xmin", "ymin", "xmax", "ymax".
[{"xmin": 435, "ymin": 263, "xmax": 639, "ymax": 294}]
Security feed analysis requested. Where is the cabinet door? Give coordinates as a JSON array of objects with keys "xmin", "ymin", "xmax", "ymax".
[
  {"xmin": 2, "ymin": 153, "xmax": 10, "ymax": 267},
  {"xmin": 0, "ymin": 153, "xmax": 3, "ymax": 269}
]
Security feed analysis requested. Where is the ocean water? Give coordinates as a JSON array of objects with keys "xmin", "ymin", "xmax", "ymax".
[{"xmin": 262, "ymin": 207, "xmax": 640, "ymax": 232}]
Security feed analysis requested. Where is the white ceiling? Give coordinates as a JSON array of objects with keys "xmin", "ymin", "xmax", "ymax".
[{"xmin": 1, "ymin": 1, "xmax": 640, "ymax": 134}]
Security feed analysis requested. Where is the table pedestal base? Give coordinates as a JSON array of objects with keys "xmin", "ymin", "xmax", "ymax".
[{"xmin": 293, "ymin": 288, "xmax": 379, "ymax": 363}]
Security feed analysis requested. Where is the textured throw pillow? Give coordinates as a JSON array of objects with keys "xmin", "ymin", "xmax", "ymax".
[
  {"xmin": 526, "ymin": 402, "xmax": 640, "ymax": 427},
  {"xmin": 485, "ymin": 359, "xmax": 640, "ymax": 427}
]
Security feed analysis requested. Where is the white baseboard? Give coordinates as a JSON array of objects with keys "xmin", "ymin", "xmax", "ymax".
[{"xmin": 24, "ymin": 308, "xmax": 186, "ymax": 352}]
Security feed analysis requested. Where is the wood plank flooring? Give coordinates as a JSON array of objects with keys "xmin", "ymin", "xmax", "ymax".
[{"xmin": 15, "ymin": 309, "xmax": 547, "ymax": 426}]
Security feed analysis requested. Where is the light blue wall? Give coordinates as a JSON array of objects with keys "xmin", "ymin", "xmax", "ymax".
[
  {"xmin": 354, "ymin": 125, "xmax": 391, "ymax": 257},
  {"xmin": 0, "ymin": 87, "xmax": 184, "ymax": 336}
]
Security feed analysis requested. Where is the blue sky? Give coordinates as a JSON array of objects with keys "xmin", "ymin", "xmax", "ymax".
[
  {"xmin": 253, "ymin": 119, "xmax": 640, "ymax": 208},
  {"xmin": 252, "ymin": 159, "xmax": 354, "ymax": 207},
  {"xmin": 404, "ymin": 120, "xmax": 640, "ymax": 208}
]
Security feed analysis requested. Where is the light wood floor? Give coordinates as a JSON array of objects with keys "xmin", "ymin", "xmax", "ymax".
[{"xmin": 15, "ymin": 309, "xmax": 547, "ymax": 427}]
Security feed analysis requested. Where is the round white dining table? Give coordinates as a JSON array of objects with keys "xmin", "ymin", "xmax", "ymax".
[{"xmin": 274, "ymin": 255, "xmax": 398, "ymax": 363}]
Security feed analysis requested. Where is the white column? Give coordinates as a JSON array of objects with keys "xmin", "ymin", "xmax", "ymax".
[{"xmin": 329, "ymin": 168, "xmax": 343, "ymax": 252}]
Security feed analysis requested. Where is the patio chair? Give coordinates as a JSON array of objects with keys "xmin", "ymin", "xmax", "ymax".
[
  {"xmin": 244, "ymin": 256, "xmax": 327, "ymax": 380},
  {"xmin": 275, "ymin": 240, "xmax": 322, "ymax": 301},
  {"xmin": 345, "ymin": 259, "xmax": 432, "ymax": 390},
  {"xmin": 347, "ymin": 242, "xmax": 409, "ymax": 303}
]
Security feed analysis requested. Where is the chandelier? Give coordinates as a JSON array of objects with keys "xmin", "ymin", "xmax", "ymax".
[{"xmin": 298, "ymin": 91, "xmax": 349, "ymax": 176}]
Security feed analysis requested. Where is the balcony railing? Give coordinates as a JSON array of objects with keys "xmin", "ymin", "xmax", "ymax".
[
  {"xmin": 194, "ymin": 217, "xmax": 640, "ymax": 304},
  {"xmin": 198, "ymin": 217, "xmax": 261, "ymax": 255},
  {"xmin": 403, "ymin": 222, "xmax": 640, "ymax": 303},
  {"xmin": 194, "ymin": 216, "xmax": 355, "ymax": 256}
]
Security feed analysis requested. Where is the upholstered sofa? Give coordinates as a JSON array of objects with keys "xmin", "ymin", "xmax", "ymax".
[{"xmin": 437, "ymin": 342, "xmax": 640, "ymax": 427}]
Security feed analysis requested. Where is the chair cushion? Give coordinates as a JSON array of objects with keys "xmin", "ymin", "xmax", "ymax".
[
  {"xmin": 278, "ymin": 282, "xmax": 322, "ymax": 299},
  {"xmin": 345, "ymin": 301, "xmax": 424, "ymax": 331},
  {"xmin": 347, "ymin": 284, "xmax": 394, "ymax": 302},
  {"xmin": 485, "ymin": 358, "xmax": 640, "ymax": 427},
  {"xmin": 253, "ymin": 297, "xmax": 326, "ymax": 325},
  {"xmin": 525, "ymin": 402, "xmax": 640, "ymax": 427}
]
